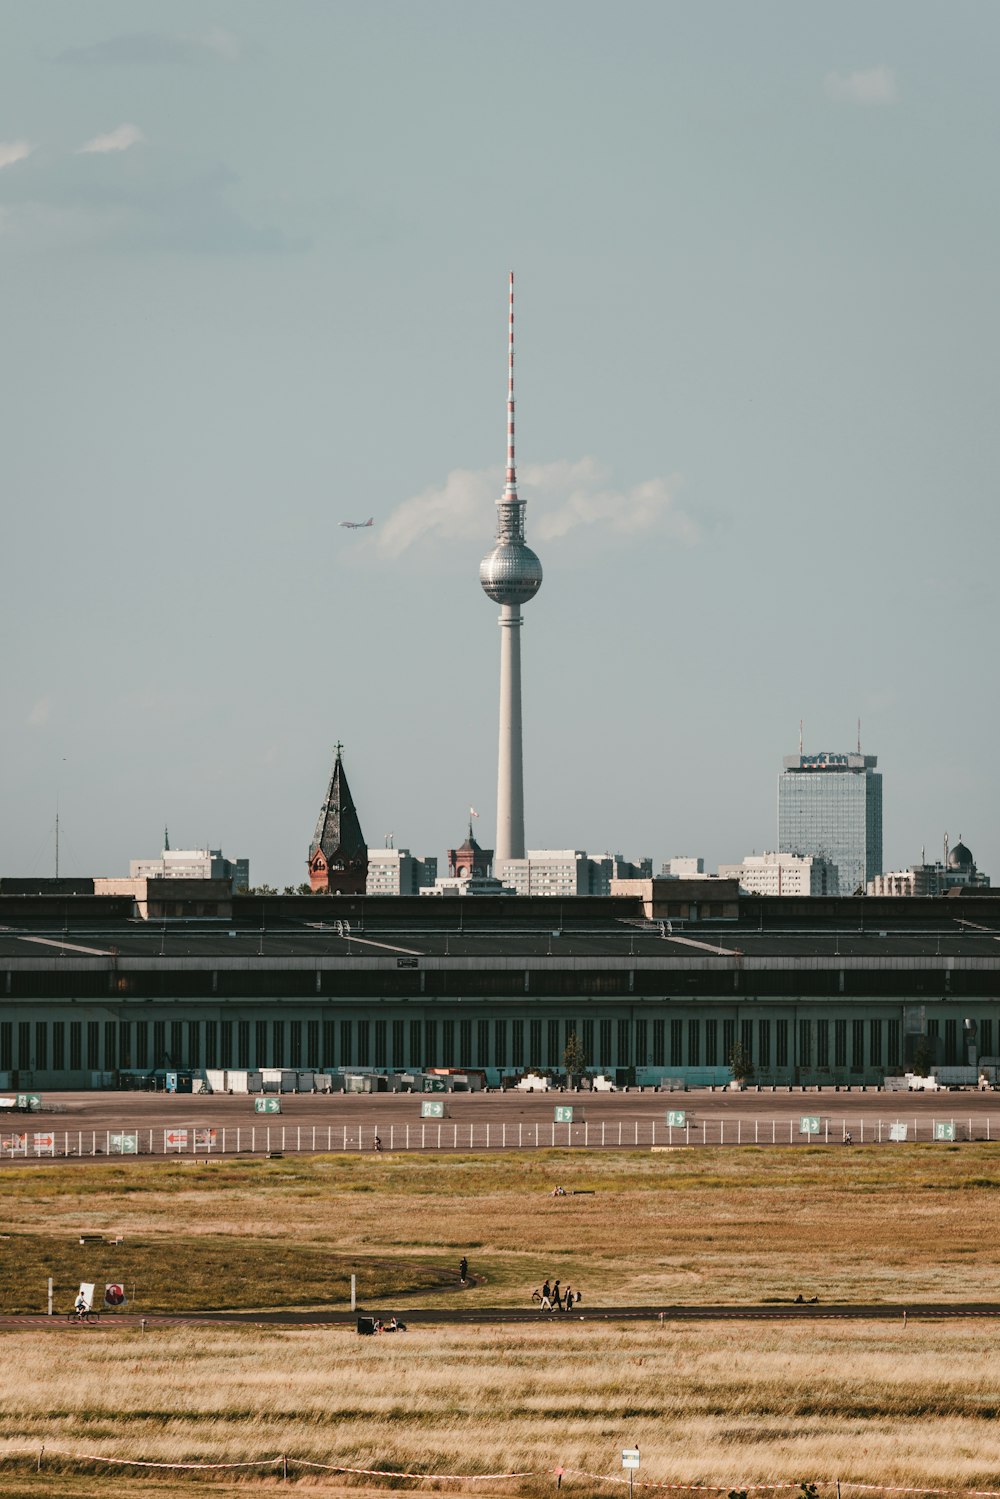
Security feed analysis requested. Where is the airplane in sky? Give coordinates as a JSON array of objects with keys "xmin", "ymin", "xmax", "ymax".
[{"xmin": 339, "ymin": 517, "xmax": 374, "ymax": 529}]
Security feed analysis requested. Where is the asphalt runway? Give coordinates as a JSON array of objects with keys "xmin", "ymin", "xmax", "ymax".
[
  {"xmin": 2, "ymin": 1302, "xmax": 999, "ymax": 1331},
  {"xmin": 2, "ymin": 1086, "xmax": 998, "ymax": 1160}
]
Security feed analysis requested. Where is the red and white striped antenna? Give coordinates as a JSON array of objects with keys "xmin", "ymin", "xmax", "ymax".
[{"xmin": 505, "ymin": 270, "xmax": 517, "ymax": 500}]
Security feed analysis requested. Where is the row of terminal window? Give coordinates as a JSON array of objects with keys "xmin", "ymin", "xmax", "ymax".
[{"xmin": 3, "ymin": 1013, "xmax": 984, "ymax": 1075}]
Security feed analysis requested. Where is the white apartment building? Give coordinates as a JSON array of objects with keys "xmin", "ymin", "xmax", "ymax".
[
  {"xmin": 130, "ymin": 847, "xmax": 249, "ymax": 892},
  {"xmin": 496, "ymin": 850, "xmax": 651, "ymax": 896},
  {"xmin": 661, "ymin": 856, "xmax": 706, "ymax": 877},
  {"xmin": 366, "ymin": 848, "xmax": 437, "ymax": 896},
  {"xmin": 717, "ymin": 850, "xmax": 839, "ymax": 896},
  {"xmin": 497, "ymin": 850, "xmax": 590, "ymax": 897}
]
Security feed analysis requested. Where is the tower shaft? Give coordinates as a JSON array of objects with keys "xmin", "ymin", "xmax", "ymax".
[{"xmin": 495, "ymin": 604, "xmax": 524, "ymax": 862}]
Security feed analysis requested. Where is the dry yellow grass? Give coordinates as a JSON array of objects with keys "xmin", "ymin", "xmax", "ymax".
[
  {"xmin": 3, "ymin": 1149, "xmax": 1000, "ymax": 1495},
  {"xmin": 3, "ymin": 1147, "xmax": 1000, "ymax": 1310},
  {"xmin": 1, "ymin": 1321, "xmax": 1000, "ymax": 1493}
]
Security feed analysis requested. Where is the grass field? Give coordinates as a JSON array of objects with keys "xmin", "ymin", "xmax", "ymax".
[
  {"xmin": 2, "ymin": 1145, "xmax": 1000, "ymax": 1312},
  {"xmin": 2, "ymin": 1145, "xmax": 1000, "ymax": 1495},
  {"xmin": 2, "ymin": 1321, "xmax": 1000, "ymax": 1494}
]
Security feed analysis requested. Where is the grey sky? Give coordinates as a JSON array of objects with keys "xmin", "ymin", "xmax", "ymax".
[{"xmin": 2, "ymin": 1, "xmax": 997, "ymax": 888}]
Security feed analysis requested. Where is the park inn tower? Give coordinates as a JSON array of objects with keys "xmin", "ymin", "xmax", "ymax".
[{"xmin": 777, "ymin": 751, "xmax": 883, "ymax": 896}]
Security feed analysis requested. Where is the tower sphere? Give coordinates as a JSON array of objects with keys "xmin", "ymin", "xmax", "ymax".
[{"xmin": 479, "ymin": 540, "xmax": 543, "ymax": 606}]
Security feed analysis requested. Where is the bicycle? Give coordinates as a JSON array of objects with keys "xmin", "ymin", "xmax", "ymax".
[{"xmin": 67, "ymin": 1306, "xmax": 99, "ymax": 1325}]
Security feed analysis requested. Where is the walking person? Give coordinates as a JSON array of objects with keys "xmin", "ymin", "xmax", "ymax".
[
  {"xmin": 552, "ymin": 1279, "xmax": 563, "ymax": 1311},
  {"xmin": 459, "ymin": 1256, "xmax": 469, "ymax": 1285},
  {"xmin": 564, "ymin": 1287, "xmax": 574, "ymax": 1312},
  {"xmin": 541, "ymin": 1279, "xmax": 552, "ymax": 1310}
]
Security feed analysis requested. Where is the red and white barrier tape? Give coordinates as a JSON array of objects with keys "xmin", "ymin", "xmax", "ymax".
[
  {"xmin": 14, "ymin": 1451, "xmax": 1000, "ymax": 1494},
  {"xmin": 293, "ymin": 1458, "xmax": 535, "ymax": 1479},
  {"xmin": 70, "ymin": 1452, "xmax": 281, "ymax": 1470},
  {"xmin": 562, "ymin": 1474, "xmax": 801, "ymax": 1491}
]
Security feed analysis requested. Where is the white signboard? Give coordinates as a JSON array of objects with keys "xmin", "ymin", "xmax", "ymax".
[
  {"xmin": 110, "ymin": 1133, "xmax": 139, "ymax": 1154},
  {"xmin": 77, "ymin": 1282, "xmax": 96, "ymax": 1311},
  {"xmin": 164, "ymin": 1128, "xmax": 189, "ymax": 1151},
  {"xmin": 32, "ymin": 1132, "xmax": 55, "ymax": 1155},
  {"xmin": 622, "ymin": 1449, "xmax": 641, "ymax": 1470},
  {"xmin": 2, "ymin": 1132, "xmax": 27, "ymax": 1155},
  {"xmin": 194, "ymin": 1128, "xmax": 217, "ymax": 1149},
  {"xmin": 104, "ymin": 1282, "xmax": 127, "ymax": 1309},
  {"xmin": 888, "ymin": 1122, "xmax": 908, "ymax": 1142}
]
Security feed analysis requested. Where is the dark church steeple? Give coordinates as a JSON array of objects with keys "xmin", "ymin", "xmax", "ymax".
[{"xmin": 308, "ymin": 744, "xmax": 368, "ymax": 894}]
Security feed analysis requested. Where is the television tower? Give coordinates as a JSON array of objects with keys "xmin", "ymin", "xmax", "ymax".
[{"xmin": 479, "ymin": 273, "xmax": 543, "ymax": 862}]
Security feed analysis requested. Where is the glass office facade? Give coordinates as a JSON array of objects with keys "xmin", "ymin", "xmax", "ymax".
[{"xmin": 778, "ymin": 753, "xmax": 883, "ymax": 893}]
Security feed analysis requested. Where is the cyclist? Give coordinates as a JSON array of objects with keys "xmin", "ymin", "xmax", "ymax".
[{"xmin": 72, "ymin": 1291, "xmax": 89, "ymax": 1321}]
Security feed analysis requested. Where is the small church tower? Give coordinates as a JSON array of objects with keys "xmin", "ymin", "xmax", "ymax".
[
  {"xmin": 307, "ymin": 744, "xmax": 368, "ymax": 894},
  {"xmin": 447, "ymin": 817, "xmax": 494, "ymax": 880}
]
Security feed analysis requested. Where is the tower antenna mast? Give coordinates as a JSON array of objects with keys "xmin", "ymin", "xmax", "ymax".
[{"xmin": 479, "ymin": 273, "xmax": 543, "ymax": 864}]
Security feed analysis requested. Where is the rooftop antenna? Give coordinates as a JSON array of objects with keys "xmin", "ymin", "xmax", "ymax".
[
  {"xmin": 944, "ymin": 830, "xmax": 949, "ymax": 867},
  {"xmin": 857, "ymin": 717, "xmax": 862, "ymax": 755},
  {"xmin": 55, "ymin": 795, "xmax": 59, "ymax": 880},
  {"xmin": 385, "ymin": 832, "xmax": 394, "ymax": 849},
  {"xmin": 799, "ymin": 720, "xmax": 803, "ymax": 756}
]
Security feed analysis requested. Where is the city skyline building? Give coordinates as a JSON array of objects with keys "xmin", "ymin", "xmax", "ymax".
[
  {"xmin": 496, "ymin": 849, "xmax": 652, "ymax": 897},
  {"xmin": 307, "ymin": 744, "xmax": 368, "ymax": 894},
  {"xmin": 867, "ymin": 834, "xmax": 990, "ymax": 896},
  {"xmin": 479, "ymin": 273, "xmax": 543, "ymax": 863},
  {"xmin": 129, "ymin": 845, "xmax": 249, "ymax": 892},
  {"xmin": 365, "ymin": 847, "xmax": 438, "ymax": 896},
  {"xmin": 778, "ymin": 749, "xmax": 883, "ymax": 895},
  {"xmin": 718, "ymin": 850, "xmax": 839, "ymax": 897}
]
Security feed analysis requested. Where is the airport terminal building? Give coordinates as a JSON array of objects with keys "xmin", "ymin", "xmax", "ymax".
[{"xmin": 1, "ymin": 885, "xmax": 999, "ymax": 1091}]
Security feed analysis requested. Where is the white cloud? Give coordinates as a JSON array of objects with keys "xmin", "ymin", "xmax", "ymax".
[
  {"xmin": 376, "ymin": 456, "xmax": 696, "ymax": 559},
  {"xmin": 825, "ymin": 66, "xmax": 897, "ymax": 106},
  {"xmin": 77, "ymin": 123, "xmax": 145, "ymax": 155},
  {"xmin": 58, "ymin": 29, "xmax": 241, "ymax": 66},
  {"xmin": 197, "ymin": 27, "xmax": 241, "ymax": 62},
  {"xmin": 0, "ymin": 140, "xmax": 34, "ymax": 170},
  {"xmin": 26, "ymin": 696, "xmax": 52, "ymax": 728}
]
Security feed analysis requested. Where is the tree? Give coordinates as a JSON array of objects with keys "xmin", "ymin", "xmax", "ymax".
[
  {"xmin": 912, "ymin": 1038, "xmax": 933, "ymax": 1077},
  {"xmin": 728, "ymin": 1039, "xmax": 754, "ymax": 1083},
  {"xmin": 563, "ymin": 1031, "xmax": 589, "ymax": 1079}
]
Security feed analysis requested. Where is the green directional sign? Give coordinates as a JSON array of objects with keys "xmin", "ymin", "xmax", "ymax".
[
  {"xmin": 424, "ymin": 1076, "xmax": 448, "ymax": 1093},
  {"xmin": 254, "ymin": 1097, "xmax": 281, "ymax": 1114},
  {"xmin": 110, "ymin": 1132, "xmax": 138, "ymax": 1154},
  {"xmin": 934, "ymin": 1121, "xmax": 956, "ymax": 1141},
  {"xmin": 799, "ymin": 1115, "xmax": 821, "ymax": 1135},
  {"xmin": 16, "ymin": 1094, "xmax": 41, "ymax": 1111},
  {"xmin": 554, "ymin": 1105, "xmax": 574, "ymax": 1123},
  {"xmin": 666, "ymin": 1110, "xmax": 687, "ymax": 1127},
  {"xmin": 421, "ymin": 1099, "xmax": 445, "ymax": 1119}
]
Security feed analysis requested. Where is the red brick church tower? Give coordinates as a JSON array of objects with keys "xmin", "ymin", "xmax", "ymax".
[
  {"xmin": 308, "ymin": 744, "xmax": 369, "ymax": 894},
  {"xmin": 447, "ymin": 814, "xmax": 493, "ymax": 879}
]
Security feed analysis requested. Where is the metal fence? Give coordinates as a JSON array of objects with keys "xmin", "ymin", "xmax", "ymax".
[{"xmin": 1, "ymin": 1113, "xmax": 995, "ymax": 1159}]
